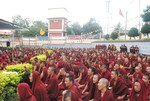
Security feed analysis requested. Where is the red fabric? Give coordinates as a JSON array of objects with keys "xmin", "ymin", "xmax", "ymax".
[
  {"xmin": 79, "ymin": 68, "xmax": 88, "ymax": 85},
  {"xmin": 41, "ymin": 67, "xmax": 48, "ymax": 83},
  {"xmin": 31, "ymin": 71, "xmax": 49, "ymax": 101},
  {"xmin": 45, "ymin": 74, "xmax": 59, "ymax": 99},
  {"xmin": 129, "ymin": 80, "xmax": 149, "ymax": 101},
  {"xmin": 82, "ymin": 83, "xmax": 98, "ymax": 101},
  {"xmin": 94, "ymin": 89, "xmax": 114, "ymax": 101},
  {"xmin": 68, "ymin": 85, "xmax": 82, "ymax": 101},
  {"xmin": 17, "ymin": 83, "xmax": 37, "ymax": 101},
  {"xmin": 100, "ymin": 70, "xmax": 111, "ymax": 81},
  {"xmin": 132, "ymin": 72, "xmax": 144, "ymax": 80},
  {"xmin": 110, "ymin": 77, "xmax": 128, "ymax": 100}
]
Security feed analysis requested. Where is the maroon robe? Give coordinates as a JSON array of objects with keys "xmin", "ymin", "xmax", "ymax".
[
  {"xmin": 17, "ymin": 83, "xmax": 37, "ymax": 101},
  {"xmin": 100, "ymin": 70, "xmax": 111, "ymax": 81},
  {"xmin": 68, "ymin": 85, "xmax": 82, "ymax": 101},
  {"xmin": 82, "ymin": 83, "xmax": 98, "ymax": 101},
  {"xmin": 129, "ymin": 80, "xmax": 149, "ymax": 101},
  {"xmin": 94, "ymin": 89, "xmax": 115, "ymax": 101},
  {"xmin": 132, "ymin": 72, "xmax": 144, "ymax": 80},
  {"xmin": 78, "ymin": 68, "xmax": 88, "ymax": 85},
  {"xmin": 110, "ymin": 77, "xmax": 128, "ymax": 100},
  {"xmin": 41, "ymin": 67, "xmax": 48, "ymax": 83},
  {"xmin": 32, "ymin": 71, "xmax": 49, "ymax": 101},
  {"xmin": 45, "ymin": 74, "xmax": 59, "ymax": 100}
]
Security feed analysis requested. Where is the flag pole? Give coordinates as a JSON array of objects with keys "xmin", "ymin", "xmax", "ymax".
[{"xmin": 125, "ymin": 11, "xmax": 128, "ymax": 40}]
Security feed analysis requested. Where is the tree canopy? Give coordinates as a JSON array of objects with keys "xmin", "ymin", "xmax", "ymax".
[
  {"xmin": 128, "ymin": 27, "xmax": 139, "ymax": 39},
  {"xmin": 141, "ymin": 24, "xmax": 150, "ymax": 38},
  {"xmin": 82, "ymin": 18, "xmax": 102, "ymax": 34},
  {"xmin": 12, "ymin": 15, "xmax": 48, "ymax": 37},
  {"xmin": 111, "ymin": 32, "xmax": 118, "ymax": 40},
  {"xmin": 141, "ymin": 5, "xmax": 150, "ymax": 22}
]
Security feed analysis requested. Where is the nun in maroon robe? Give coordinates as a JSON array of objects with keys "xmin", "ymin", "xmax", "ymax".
[
  {"xmin": 17, "ymin": 83, "xmax": 37, "ymax": 101},
  {"xmin": 31, "ymin": 71, "xmax": 49, "ymax": 101},
  {"xmin": 129, "ymin": 79, "xmax": 149, "ymax": 101}
]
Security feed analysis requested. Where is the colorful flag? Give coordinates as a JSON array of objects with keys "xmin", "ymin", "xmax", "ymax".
[
  {"xmin": 40, "ymin": 28, "xmax": 45, "ymax": 36},
  {"xmin": 119, "ymin": 9, "xmax": 124, "ymax": 17}
]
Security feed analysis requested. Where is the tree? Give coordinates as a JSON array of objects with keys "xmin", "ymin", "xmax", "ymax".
[
  {"xmin": 12, "ymin": 15, "xmax": 48, "ymax": 37},
  {"xmin": 141, "ymin": 24, "xmax": 150, "ymax": 38},
  {"xmin": 12, "ymin": 15, "xmax": 31, "ymax": 37},
  {"xmin": 128, "ymin": 27, "xmax": 139, "ymax": 39},
  {"xmin": 83, "ymin": 18, "xmax": 102, "ymax": 35},
  {"xmin": 12, "ymin": 15, "xmax": 31, "ymax": 28},
  {"xmin": 66, "ymin": 26, "xmax": 75, "ymax": 35},
  {"xmin": 111, "ymin": 32, "xmax": 118, "ymax": 40},
  {"xmin": 71, "ymin": 22, "xmax": 82, "ymax": 35},
  {"xmin": 113, "ymin": 23, "xmax": 121, "ymax": 33},
  {"xmin": 141, "ymin": 5, "xmax": 150, "ymax": 22},
  {"xmin": 29, "ymin": 21, "xmax": 48, "ymax": 37},
  {"xmin": 104, "ymin": 34, "xmax": 110, "ymax": 40}
]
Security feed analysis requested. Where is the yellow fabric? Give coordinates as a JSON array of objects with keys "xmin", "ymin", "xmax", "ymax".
[{"xmin": 40, "ymin": 28, "xmax": 45, "ymax": 36}]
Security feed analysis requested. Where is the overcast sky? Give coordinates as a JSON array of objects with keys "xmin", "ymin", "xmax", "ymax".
[{"xmin": 0, "ymin": 0, "xmax": 149, "ymax": 32}]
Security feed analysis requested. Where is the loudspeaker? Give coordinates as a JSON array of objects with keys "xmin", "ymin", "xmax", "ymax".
[{"xmin": 6, "ymin": 41, "xmax": 10, "ymax": 47}]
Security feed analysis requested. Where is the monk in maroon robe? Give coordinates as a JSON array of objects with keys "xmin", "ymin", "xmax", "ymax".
[
  {"xmin": 76, "ymin": 66, "xmax": 88, "ymax": 89},
  {"xmin": 93, "ymin": 78, "xmax": 114, "ymax": 101},
  {"xmin": 40, "ymin": 65, "xmax": 48, "ymax": 83},
  {"xmin": 82, "ymin": 67, "xmax": 96, "ymax": 94},
  {"xmin": 17, "ymin": 83, "xmax": 37, "ymax": 101},
  {"xmin": 132, "ymin": 66, "xmax": 144, "ymax": 82},
  {"xmin": 45, "ymin": 66, "xmax": 59, "ymax": 101},
  {"xmin": 110, "ymin": 70, "xmax": 128, "ymax": 101},
  {"xmin": 82, "ymin": 74, "xmax": 99, "ymax": 101},
  {"xmin": 129, "ymin": 79, "xmax": 149, "ymax": 101},
  {"xmin": 114, "ymin": 63, "xmax": 127, "ymax": 77},
  {"xmin": 64, "ymin": 76, "xmax": 82, "ymax": 101},
  {"xmin": 30, "ymin": 71, "xmax": 49, "ymax": 101},
  {"xmin": 142, "ymin": 74, "xmax": 150, "ymax": 100},
  {"xmin": 100, "ymin": 64, "xmax": 111, "ymax": 81}
]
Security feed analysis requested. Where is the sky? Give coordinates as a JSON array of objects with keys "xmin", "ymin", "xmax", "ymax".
[{"xmin": 0, "ymin": 0, "xmax": 150, "ymax": 34}]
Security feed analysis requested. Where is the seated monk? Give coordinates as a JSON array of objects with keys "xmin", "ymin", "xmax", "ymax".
[
  {"xmin": 142, "ymin": 74, "xmax": 150, "ymax": 100},
  {"xmin": 129, "ymin": 78, "xmax": 149, "ymax": 101},
  {"xmin": 93, "ymin": 78, "xmax": 114, "ymax": 101},
  {"xmin": 17, "ymin": 83, "xmax": 37, "ymax": 101},
  {"xmin": 100, "ymin": 64, "xmax": 111, "ymax": 81},
  {"xmin": 113, "ymin": 63, "xmax": 127, "ymax": 77},
  {"xmin": 64, "ymin": 76, "xmax": 82, "ymax": 101},
  {"xmin": 82, "ymin": 67, "xmax": 96, "ymax": 94},
  {"xmin": 30, "ymin": 71, "xmax": 49, "ymax": 101},
  {"xmin": 110, "ymin": 70, "xmax": 128, "ymax": 101},
  {"xmin": 82, "ymin": 74, "xmax": 99, "ymax": 101},
  {"xmin": 45, "ymin": 66, "xmax": 59, "ymax": 101},
  {"xmin": 76, "ymin": 66, "xmax": 88, "ymax": 89},
  {"xmin": 131, "ymin": 66, "xmax": 144, "ymax": 82}
]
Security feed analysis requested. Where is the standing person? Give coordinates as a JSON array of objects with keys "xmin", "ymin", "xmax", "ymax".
[
  {"xmin": 30, "ymin": 71, "xmax": 49, "ymax": 101},
  {"xmin": 93, "ymin": 78, "xmax": 114, "ymax": 101},
  {"xmin": 110, "ymin": 70, "xmax": 128, "ymax": 101},
  {"xmin": 17, "ymin": 83, "xmax": 37, "ymax": 101},
  {"xmin": 45, "ymin": 66, "xmax": 59, "ymax": 101}
]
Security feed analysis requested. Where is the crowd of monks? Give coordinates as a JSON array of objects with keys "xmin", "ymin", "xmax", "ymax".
[{"xmin": 0, "ymin": 44, "xmax": 150, "ymax": 101}]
